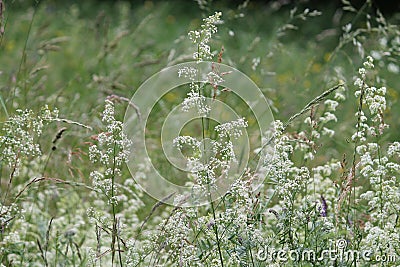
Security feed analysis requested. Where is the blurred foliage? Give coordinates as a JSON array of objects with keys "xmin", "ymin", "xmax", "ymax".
[
  {"xmin": 1, "ymin": 0, "xmax": 399, "ymax": 172},
  {"xmin": 1, "ymin": 0, "xmax": 399, "ymax": 265},
  {"xmin": 1, "ymin": 0, "xmax": 399, "ymax": 181}
]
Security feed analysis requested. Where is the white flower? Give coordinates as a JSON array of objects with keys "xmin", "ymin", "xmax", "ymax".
[
  {"xmin": 252, "ymin": 57, "xmax": 260, "ymax": 71},
  {"xmin": 173, "ymin": 136, "xmax": 201, "ymax": 151},
  {"xmin": 215, "ymin": 118, "xmax": 248, "ymax": 138},
  {"xmin": 178, "ymin": 67, "xmax": 198, "ymax": 80},
  {"xmin": 188, "ymin": 12, "xmax": 222, "ymax": 61},
  {"xmin": 207, "ymin": 71, "xmax": 224, "ymax": 86},
  {"xmin": 354, "ymin": 78, "xmax": 363, "ymax": 89},
  {"xmin": 321, "ymin": 127, "xmax": 335, "ymax": 137},
  {"xmin": 181, "ymin": 88, "xmax": 211, "ymax": 116},
  {"xmin": 319, "ymin": 112, "xmax": 337, "ymax": 123},
  {"xmin": 324, "ymin": 99, "xmax": 339, "ymax": 111},
  {"xmin": 303, "ymin": 117, "xmax": 312, "ymax": 125},
  {"xmin": 0, "ymin": 105, "xmax": 58, "ymax": 172},
  {"xmin": 363, "ymin": 56, "xmax": 374, "ymax": 69},
  {"xmin": 388, "ymin": 142, "xmax": 400, "ymax": 157},
  {"xmin": 102, "ymin": 99, "xmax": 115, "ymax": 123},
  {"xmin": 89, "ymin": 100, "xmax": 132, "ymax": 199},
  {"xmin": 334, "ymin": 84, "xmax": 346, "ymax": 101},
  {"xmin": 358, "ymin": 67, "xmax": 366, "ymax": 78}
]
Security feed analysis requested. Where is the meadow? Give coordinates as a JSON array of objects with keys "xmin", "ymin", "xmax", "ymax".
[{"xmin": 1, "ymin": 0, "xmax": 399, "ymax": 266}]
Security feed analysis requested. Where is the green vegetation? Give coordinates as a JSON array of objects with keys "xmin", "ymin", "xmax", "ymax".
[{"xmin": 1, "ymin": 0, "xmax": 399, "ymax": 266}]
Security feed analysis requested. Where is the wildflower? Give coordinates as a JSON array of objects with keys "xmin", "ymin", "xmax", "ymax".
[
  {"xmin": 215, "ymin": 117, "xmax": 248, "ymax": 138},
  {"xmin": 181, "ymin": 87, "xmax": 211, "ymax": 116},
  {"xmin": 324, "ymin": 99, "xmax": 339, "ymax": 111},
  {"xmin": 321, "ymin": 127, "xmax": 335, "ymax": 137},
  {"xmin": 0, "ymin": 105, "xmax": 58, "ymax": 173},
  {"xmin": 88, "ymin": 100, "xmax": 132, "ymax": 200},
  {"xmin": 334, "ymin": 84, "xmax": 346, "ymax": 101},
  {"xmin": 178, "ymin": 66, "xmax": 198, "ymax": 80},
  {"xmin": 363, "ymin": 56, "xmax": 374, "ymax": 69},
  {"xmin": 173, "ymin": 135, "xmax": 201, "ymax": 151},
  {"xmin": 252, "ymin": 57, "xmax": 261, "ymax": 71},
  {"xmin": 319, "ymin": 112, "xmax": 337, "ymax": 123},
  {"xmin": 388, "ymin": 142, "xmax": 400, "ymax": 157},
  {"xmin": 188, "ymin": 12, "xmax": 222, "ymax": 61},
  {"xmin": 207, "ymin": 71, "xmax": 224, "ymax": 86}
]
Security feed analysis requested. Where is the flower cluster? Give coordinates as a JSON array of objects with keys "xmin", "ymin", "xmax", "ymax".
[
  {"xmin": 88, "ymin": 99, "xmax": 132, "ymax": 204},
  {"xmin": 173, "ymin": 117, "xmax": 247, "ymax": 190},
  {"xmin": 352, "ymin": 57, "xmax": 387, "ymax": 141},
  {"xmin": 181, "ymin": 87, "xmax": 211, "ymax": 116},
  {"xmin": 188, "ymin": 12, "xmax": 222, "ymax": 62},
  {"xmin": 351, "ymin": 57, "xmax": 400, "ymax": 258},
  {"xmin": 178, "ymin": 66, "xmax": 212, "ymax": 116},
  {"xmin": 0, "ymin": 105, "xmax": 58, "ymax": 174},
  {"xmin": 265, "ymin": 121, "xmax": 310, "ymax": 204},
  {"xmin": 214, "ymin": 117, "xmax": 248, "ymax": 138},
  {"xmin": 172, "ymin": 135, "xmax": 201, "ymax": 152},
  {"xmin": 354, "ymin": 56, "xmax": 387, "ymax": 135},
  {"xmin": 300, "ymin": 84, "xmax": 346, "ymax": 160},
  {"xmin": 86, "ymin": 100, "xmax": 145, "ymax": 266},
  {"xmin": 178, "ymin": 66, "xmax": 198, "ymax": 80}
]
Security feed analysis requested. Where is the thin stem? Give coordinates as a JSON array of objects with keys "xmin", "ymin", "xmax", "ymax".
[
  {"xmin": 198, "ymin": 58, "xmax": 224, "ymax": 265},
  {"xmin": 376, "ymin": 138, "xmax": 384, "ymax": 231},
  {"xmin": 117, "ymin": 219, "xmax": 123, "ymax": 267},
  {"xmin": 249, "ymin": 83, "xmax": 344, "ymax": 167},
  {"xmin": 1, "ymin": 152, "xmax": 19, "ymax": 208},
  {"xmin": 13, "ymin": 3, "xmax": 38, "ymax": 106},
  {"xmin": 111, "ymin": 140, "xmax": 118, "ymax": 266},
  {"xmin": 349, "ymin": 79, "xmax": 365, "ymax": 242}
]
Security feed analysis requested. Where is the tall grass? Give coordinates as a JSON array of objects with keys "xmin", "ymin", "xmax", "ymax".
[{"xmin": 1, "ymin": 0, "xmax": 399, "ymax": 266}]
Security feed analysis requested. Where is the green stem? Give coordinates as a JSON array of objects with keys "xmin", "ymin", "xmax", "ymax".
[
  {"xmin": 199, "ymin": 65, "xmax": 224, "ymax": 265},
  {"xmin": 110, "ymin": 140, "xmax": 120, "ymax": 266}
]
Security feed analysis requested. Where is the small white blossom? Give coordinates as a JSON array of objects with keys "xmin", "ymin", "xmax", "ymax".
[
  {"xmin": 188, "ymin": 12, "xmax": 222, "ymax": 62},
  {"xmin": 363, "ymin": 56, "xmax": 374, "ymax": 69},
  {"xmin": 215, "ymin": 118, "xmax": 248, "ymax": 139},
  {"xmin": 178, "ymin": 67, "xmax": 198, "ymax": 80},
  {"xmin": 388, "ymin": 142, "xmax": 400, "ymax": 157},
  {"xmin": 321, "ymin": 127, "xmax": 335, "ymax": 137},
  {"xmin": 319, "ymin": 112, "xmax": 337, "ymax": 123},
  {"xmin": 324, "ymin": 99, "xmax": 339, "ymax": 111},
  {"xmin": 173, "ymin": 135, "xmax": 201, "ymax": 151},
  {"xmin": 252, "ymin": 57, "xmax": 260, "ymax": 71},
  {"xmin": 181, "ymin": 88, "xmax": 211, "ymax": 116},
  {"xmin": 89, "ymin": 100, "xmax": 132, "ymax": 199},
  {"xmin": 0, "ymin": 105, "xmax": 58, "ymax": 172}
]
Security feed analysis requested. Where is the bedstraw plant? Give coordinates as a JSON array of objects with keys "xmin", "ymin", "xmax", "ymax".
[{"xmin": 1, "ymin": 1, "xmax": 399, "ymax": 266}]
